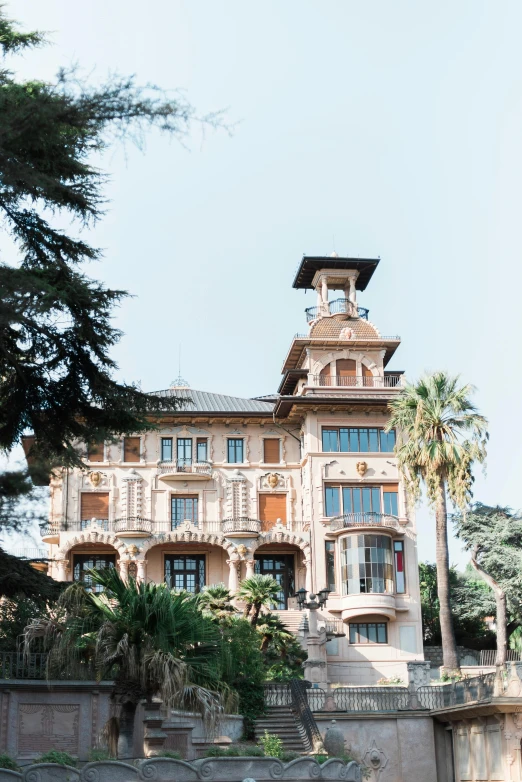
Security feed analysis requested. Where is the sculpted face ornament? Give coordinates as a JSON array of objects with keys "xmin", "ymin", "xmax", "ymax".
[
  {"xmin": 236, "ymin": 544, "xmax": 248, "ymax": 557},
  {"xmin": 89, "ymin": 471, "xmax": 102, "ymax": 487},
  {"xmin": 267, "ymin": 473, "xmax": 279, "ymax": 489},
  {"xmin": 339, "ymin": 327, "xmax": 355, "ymax": 340},
  {"xmin": 356, "ymin": 461, "xmax": 368, "ymax": 477}
]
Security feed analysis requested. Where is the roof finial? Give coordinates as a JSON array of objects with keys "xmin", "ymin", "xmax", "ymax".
[{"xmin": 170, "ymin": 345, "xmax": 189, "ymax": 388}]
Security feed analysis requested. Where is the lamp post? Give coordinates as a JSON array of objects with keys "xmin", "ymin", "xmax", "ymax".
[{"xmin": 296, "ymin": 588, "xmax": 331, "ymax": 693}]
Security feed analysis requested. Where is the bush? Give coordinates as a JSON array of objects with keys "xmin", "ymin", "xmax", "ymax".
[
  {"xmin": 280, "ymin": 751, "xmax": 301, "ymax": 763},
  {"xmin": 258, "ymin": 731, "xmax": 283, "ymax": 759},
  {"xmin": 204, "ymin": 745, "xmax": 263, "ymax": 758},
  {"xmin": 376, "ymin": 676, "xmax": 404, "ymax": 686},
  {"xmin": 35, "ymin": 750, "xmax": 77, "ymax": 767},
  {"xmin": 235, "ymin": 679, "xmax": 265, "ymax": 741},
  {"xmin": 152, "ymin": 750, "xmax": 182, "ymax": 759},
  {"xmin": 88, "ymin": 748, "xmax": 113, "ymax": 761},
  {"xmin": 0, "ymin": 753, "xmax": 19, "ymax": 770}
]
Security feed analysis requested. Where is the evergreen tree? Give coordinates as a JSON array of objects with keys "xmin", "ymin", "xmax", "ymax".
[{"xmin": 0, "ymin": 9, "xmax": 224, "ymax": 528}]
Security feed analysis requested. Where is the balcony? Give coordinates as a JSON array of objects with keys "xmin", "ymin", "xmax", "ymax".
[
  {"xmin": 222, "ymin": 517, "xmax": 261, "ymax": 537},
  {"xmin": 157, "ymin": 460, "xmax": 212, "ymax": 481},
  {"xmin": 308, "ymin": 374, "xmax": 403, "ymax": 389},
  {"xmin": 305, "ymin": 298, "xmax": 369, "ymax": 323},
  {"xmin": 113, "ymin": 517, "xmax": 153, "ymax": 538},
  {"xmin": 329, "ymin": 512, "xmax": 403, "ymax": 535}
]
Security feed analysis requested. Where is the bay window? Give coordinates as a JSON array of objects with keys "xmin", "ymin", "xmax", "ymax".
[{"xmin": 341, "ymin": 534, "xmax": 394, "ymax": 594}]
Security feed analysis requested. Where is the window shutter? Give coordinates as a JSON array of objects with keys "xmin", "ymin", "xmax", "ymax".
[
  {"xmin": 259, "ymin": 493, "xmax": 287, "ymax": 532},
  {"xmin": 263, "ymin": 439, "xmax": 280, "ymax": 463},
  {"xmin": 320, "ymin": 363, "xmax": 333, "ymax": 386},
  {"xmin": 336, "ymin": 359, "xmax": 357, "ymax": 386},
  {"xmin": 81, "ymin": 493, "xmax": 109, "ymax": 520},
  {"xmin": 88, "ymin": 442, "xmax": 104, "ymax": 462},
  {"xmin": 383, "ymin": 484, "xmax": 399, "ymax": 493},
  {"xmin": 124, "ymin": 437, "xmax": 140, "ymax": 462}
]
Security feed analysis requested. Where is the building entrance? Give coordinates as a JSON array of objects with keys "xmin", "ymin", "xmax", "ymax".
[{"xmin": 254, "ymin": 553, "xmax": 295, "ymax": 609}]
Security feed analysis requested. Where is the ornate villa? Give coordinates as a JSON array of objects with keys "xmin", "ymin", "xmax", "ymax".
[{"xmin": 32, "ymin": 255, "xmax": 422, "ymax": 685}]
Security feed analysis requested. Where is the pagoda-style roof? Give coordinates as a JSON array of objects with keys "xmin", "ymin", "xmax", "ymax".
[{"xmin": 292, "ymin": 256, "xmax": 379, "ymax": 290}]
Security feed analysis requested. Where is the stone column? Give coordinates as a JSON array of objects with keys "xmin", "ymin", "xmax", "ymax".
[
  {"xmin": 56, "ymin": 559, "xmax": 69, "ymax": 581},
  {"xmin": 245, "ymin": 559, "xmax": 255, "ymax": 579},
  {"xmin": 302, "ymin": 601, "xmax": 329, "ymax": 692},
  {"xmin": 321, "ymin": 275, "xmax": 328, "ymax": 306},
  {"xmin": 406, "ymin": 661, "xmax": 431, "ymax": 709},
  {"xmin": 304, "ymin": 558, "xmax": 313, "ymax": 593},
  {"xmin": 118, "ymin": 559, "xmax": 129, "ymax": 581},
  {"xmin": 137, "ymin": 560, "xmax": 148, "ymax": 582},
  {"xmin": 227, "ymin": 559, "xmax": 239, "ymax": 593}
]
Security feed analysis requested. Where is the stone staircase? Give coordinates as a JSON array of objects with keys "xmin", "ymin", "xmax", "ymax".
[
  {"xmin": 254, "ymin": 705, "xmax": 306, "ymax": 752},
  {"xmin": 273, "ymin": 610, "xmax": 304, "ymax": 634}
]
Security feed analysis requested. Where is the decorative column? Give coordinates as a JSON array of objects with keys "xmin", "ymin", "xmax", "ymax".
[
  {"xmin": 56, "ymin": 559, "xmax": 69, "ymax": 582},
  {"xmin": 136, "ymin": 560, "xmax": 148, "ymax": 582},
  {"xmin": 320, "ymin": 276, "xmax": 329, "ymax": 316},
  {"xmin": 118, "ymin": 559, "xmax": 129, "ymax": 581},
  {"xmin": 304, "ymin": 558, "xmax": 313, "ymax": 593},
  {"xmin": 227, "ymin": 559, "xmax": 239, "ymax": 593},
  {"xmin": 245, "ymin": 559, "xmax": 255, "ymax": 579}
]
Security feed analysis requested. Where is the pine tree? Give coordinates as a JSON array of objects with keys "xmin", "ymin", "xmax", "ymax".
[{"xmin": 0, "ymin": 9, "xmax": 224, "ymax": 528}]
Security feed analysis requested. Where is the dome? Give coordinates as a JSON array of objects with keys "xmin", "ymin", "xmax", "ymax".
[{"xmin": 309, "ymin": 314, "xmax": 380, "ymax": 340}]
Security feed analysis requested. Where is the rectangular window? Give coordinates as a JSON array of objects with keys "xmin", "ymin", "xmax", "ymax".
[
  {"xmin": 164, "ymin": 555, "xmax": 205, "ymax": 593},
  {"xmin": 123, "ymin": 437, "xmax": 140, "ymax": 462},
  {"xmin": 383, "ymin": 484, "xmax": 399, "ymax": 516},
  {"xmin": 73, "ymin": 553, "xmax": 115, "ymax": 592},
  {"xmin": 321, "ymin": 427, "xmax": 395, "ymax": 453},
  {"xmin": 171, "ymin": 495, "xmax": 198, "ymax": 529},
  {"xmin": 227, "ymin": 438, "xmax": 244, "ymax": 463},
  {"xmin": 196, "ymin": 438, "xmax": 208, "ymax": 462},
  {"xmin": 87, "ymin": 441, "xmax": 104, "ymax": 462},
  {"xmin": 263, "ymin": 438, "xmax": 280, "ymax": 463},
  {"xmin": 348, "ymin": 622, "xmax": 388, "ymax": 644},
  {"xmin": 81, "ymin": 492, "xmax": 109, "ymax": 530},
  {"xmin": 325, "ymin": 486, "xmax": 341, "ymax": 517},
  {"xmin": 325, "ymin": 541, "xmax": 336, "ymax": 592},
  {"xmin": 394, "ymin": 540, "xmax": 405, "ymax": 593},
  {"xmin": 177, "ymin": 438, "xmax": 192, "ymax": 468},
  {"xmin": 161, "ymin": 438, "xmax": 173, "ymax": 461}
]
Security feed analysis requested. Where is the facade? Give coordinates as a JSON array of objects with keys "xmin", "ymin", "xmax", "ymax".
[{"xmin": 37, "ymin": 255, "xmax": 423, "ymax": 684}]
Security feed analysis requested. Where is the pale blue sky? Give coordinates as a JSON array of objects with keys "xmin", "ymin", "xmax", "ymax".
[{"xmin": 6, "ymin": 1, "xmax": 522, "ymax": 566}]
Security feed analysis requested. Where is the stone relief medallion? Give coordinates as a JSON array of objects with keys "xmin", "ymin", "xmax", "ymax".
[
  {"xmin": 89, "ymin": 471, "xmax": 102, "ymax": 487},
  {"xmin": 236, "ymin": 544, "xmax": 249, "ymax": 557},
  {"xmin": 339, "ymin": 327, "xmax": 355, "ymax": 340},
  {"xmin": 356, "ymin": 461, "xmax": 368, "ymax": 477},
  {"xmin": 267, "ymin": 473, "xmax": 279, "ymax": 489}
]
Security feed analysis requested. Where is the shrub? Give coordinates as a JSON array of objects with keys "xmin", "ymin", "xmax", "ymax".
[
  {"xmin": 376, "ymin": 676, "xmax": 404, "ymax": 686},
  {"xmin": 0, "ymin": 753, "xmax": 19, "ymax": 770},
  {"xmin": 152, "ymin": 750, "xmax": 182, "ymax": 759},
  {"xmin": 35, "ymin": 750, "xmax": 77, "ymax": 766},
  {"xmin": 88, "ymin": 748, "xmax": 112, "ymax": 761},
  {"xmin": 204, "ymin": 745, "xmax": 263, "ymax": 758},
  {"xmin": 204, "ymin": 746, "xmax": 227, "ymax": 757},
  {"xmin": 280, "ymin": 750, "xmax": 301, "ymax": 763},
  {"xmin": 258, "ymin": 731, "xmax": 283, "ymax": 759},
  {"xmin": 235, "ymin": 680, "xmax": 265, "ymax": 741}
]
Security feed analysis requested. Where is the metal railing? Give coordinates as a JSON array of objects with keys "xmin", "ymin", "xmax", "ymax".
[
  {"xmin": 332, "ymin": 686, "xmax": 411, "ymax": 712},
  {"xmin": 157, "ymin": 460, "xmax": 212, "ymax": 477},
  {"xmin": 308, "ymin": 374, "xmax": 403, "ymax": 388},
  {"xmin": 264, "ymin": 682, "xmax": 292, "ymax": 707},
  {"xmin": 479, "ymin": 649, "xmax": 521, "ymax": 666},
  {"xmin": 305, "ymin": 299, "xmax": 370, "ymax": 323},
  {"xmin": 289, "ymin": 679, "xmax": 324, "ymax": 752},
  {"xmin": 319, "ymin": 617, "xmax": 346, "ymax": 638},
  {"xmin": 417, "ymin": 673, "xmax": 499, "ymax": 710},
  {"xmin": 222, "ymin": 518, "xmax": 261, "ymax": 535},
  {"xmin": 329, "ymin": 512, "xmax": 400, "ymax": 532},
  {"xmin": 10, "ymin": 548, "xmax": 49, "ymax": 560},
  {"xmin": 113, "ymin": 517, "xmax": 153, "ymax": 534},
  {"xmin": 0, "ymin": 653, "xmax": 48, "ymax": 679},
  {"xmin": 294, "ymin": 333, "xmax": 401, "ymax": 341}
]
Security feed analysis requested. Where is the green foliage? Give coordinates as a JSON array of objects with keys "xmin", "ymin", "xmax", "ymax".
[
  {"xmin": 0, "ymin": 550, "xmax": 63, "ymax": 603},
  {"xmin": 152, "ymin": 750, "xmax": 182, "ymax": 759},
  {"xmin": 236, "ymin": 575, "xmax": 281, "ymax": 625},
  {"xmin": 197, "ymin": 584, "xmax": 236, "ymax": 623},
  {"xmin": 258, "ymin": 731, "xmax": 284, "ymax": 759},
  {"xmin": 35, "ymin": 750, "xmax": 77, "ymax": 766},
  {"xmin": 204, "ymin": 745, "xmax": 263, "ymax": 757},
  {"xmin": 376, "ymin": 676, "xmax": 403, "ymax": 685},
  {"xmin": 419, "ymin": 562, "xmax": 496, "ymax": 647},
  {"xmin": 386, "ymin": 372, "xmax": 488, "ymax": 509},
  {"xmin": 87, "ymin": 748, "xmax": 113, "ymax": 761},
  {"xmin": 280, "ymin": 751, "xmax": 301, "ymax": 762},
  {"xmin": 0, "ymin": 753, "xmax": 19, "ymax": 770}
]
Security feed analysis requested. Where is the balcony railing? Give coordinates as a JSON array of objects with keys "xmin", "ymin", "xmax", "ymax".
[
  {"xmin": 157, "ymin": 459, "xmax": 212, "ymax": 477},
  {"xmin": 305, "ymin": 299, "xmax": 369, "ymax": 323},
  {"xmin": 329, "ymin": 512, "xmax": 401, "ymax": 532},
  {"xmin": 308, "ymin": 374, "xmax": 403, "ymax": 388},
  {"xmin": 222, "ymin": 517, "xmax": 261, "ymax": 535}
]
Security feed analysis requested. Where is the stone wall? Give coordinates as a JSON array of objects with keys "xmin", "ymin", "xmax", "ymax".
[
  {"xmin": 423, "ymin": 646, "xmax": 480, "ymax": 671},
  {"xmin": 0, "ymin": 756, "xmax": 362, "ymax": 782}
]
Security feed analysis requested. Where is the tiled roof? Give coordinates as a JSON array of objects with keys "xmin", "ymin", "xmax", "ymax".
[
  {"xmin": 309, "ymin": 315, "xmax": 380, "ymax": 339},
  {"xmin": 151, "ymin": 387, "xmax": 275, "ymax": 413}
]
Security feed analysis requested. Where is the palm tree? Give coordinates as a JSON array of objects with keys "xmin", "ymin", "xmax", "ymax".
[
  {"xmin": 25, "ymin": 569, "xmax": 225, "ymax": 759},
  {"xmin": 386, "ymin": 372, "xmax": 488, "ymax": 674},
  {"xmin": 255, "ymin": 612, "xmax": 294, "ymax": 654},
  {"xmin": 196, "ymin": 584, "xmax": 236, "ymax": 623},
  {"xmin": 236, "ymin": 574, "xmax": 281, "ymax": 626}
]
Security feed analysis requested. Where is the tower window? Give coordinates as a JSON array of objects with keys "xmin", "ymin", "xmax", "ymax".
[
  {"xmin": 171, "ymin": 495, "xmax": 198, "ymax": 529},
  {"xmin": 341, "ymin": 534, "xmax": 394, "ymax": 595},
  {"xmin": 322, "ymin": 427, "xmax": 395, "ymax": 453},
  {"xmin": 227, "ymin": 439, "xmax": 244, "ymax": 463}
]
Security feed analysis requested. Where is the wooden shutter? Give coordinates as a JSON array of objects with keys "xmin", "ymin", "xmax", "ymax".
[
  {"xmin": 259, "ymin": 494, "xmax": 287, "ymax": 532},
  {"xmin": 88, "ymin": 442, "xmax": 104, "ymax": 462},
  {"xmin": 383, "ymin": 484, "xmax": 399, "ymax": 493},
  {"xmin": 336, "ymin": 359, "xmax": 357, "ymax": 386},
  {"xmin": 362, "ymin": 364, "xmax": 374, "ymax": 387},
  {"xmin": 124, "ymin": 437, "xmax": 140, "ymax": 462},
  {"xmin": 263, "ymin": 439, "xmax": 280, "ymax": 463},
  {"xmin": 81, "ymin": 493, "xmax": 109, "ymax": 520}
]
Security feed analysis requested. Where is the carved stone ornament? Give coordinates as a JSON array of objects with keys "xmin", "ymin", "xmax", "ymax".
[
  {"xmin": 339, "ymin": 327, "xmax": 355, "ymax": 340},
  {"xmin": 126, "ymin": 544, "xmax": 140, "ymax": 556},
  {"xmin": 236, "ymin": 544, "xmax": 249, "ymax": 558},
  {"xmin": 267, "ymin": 473, "xmax": 279, "ymax": 489},
  {"xmin": 363, "ymin": 740, "xmax": 388, "ymax": 780},
  {"xmin": 356, "ymin": 461, "xmax": 368, "ymax": 477},
  {"xmin": 89, "ymin": 471, "xmax": 102, "ymax": 487}
]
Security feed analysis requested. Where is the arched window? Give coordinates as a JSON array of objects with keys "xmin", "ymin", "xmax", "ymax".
[
  {"xmin": 340, "ymin": 534, "xmax": 394, "ymax": 594},
  {"xmin": 336, "ymin": 359, "xmax": 357, "ymax": 386}
]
